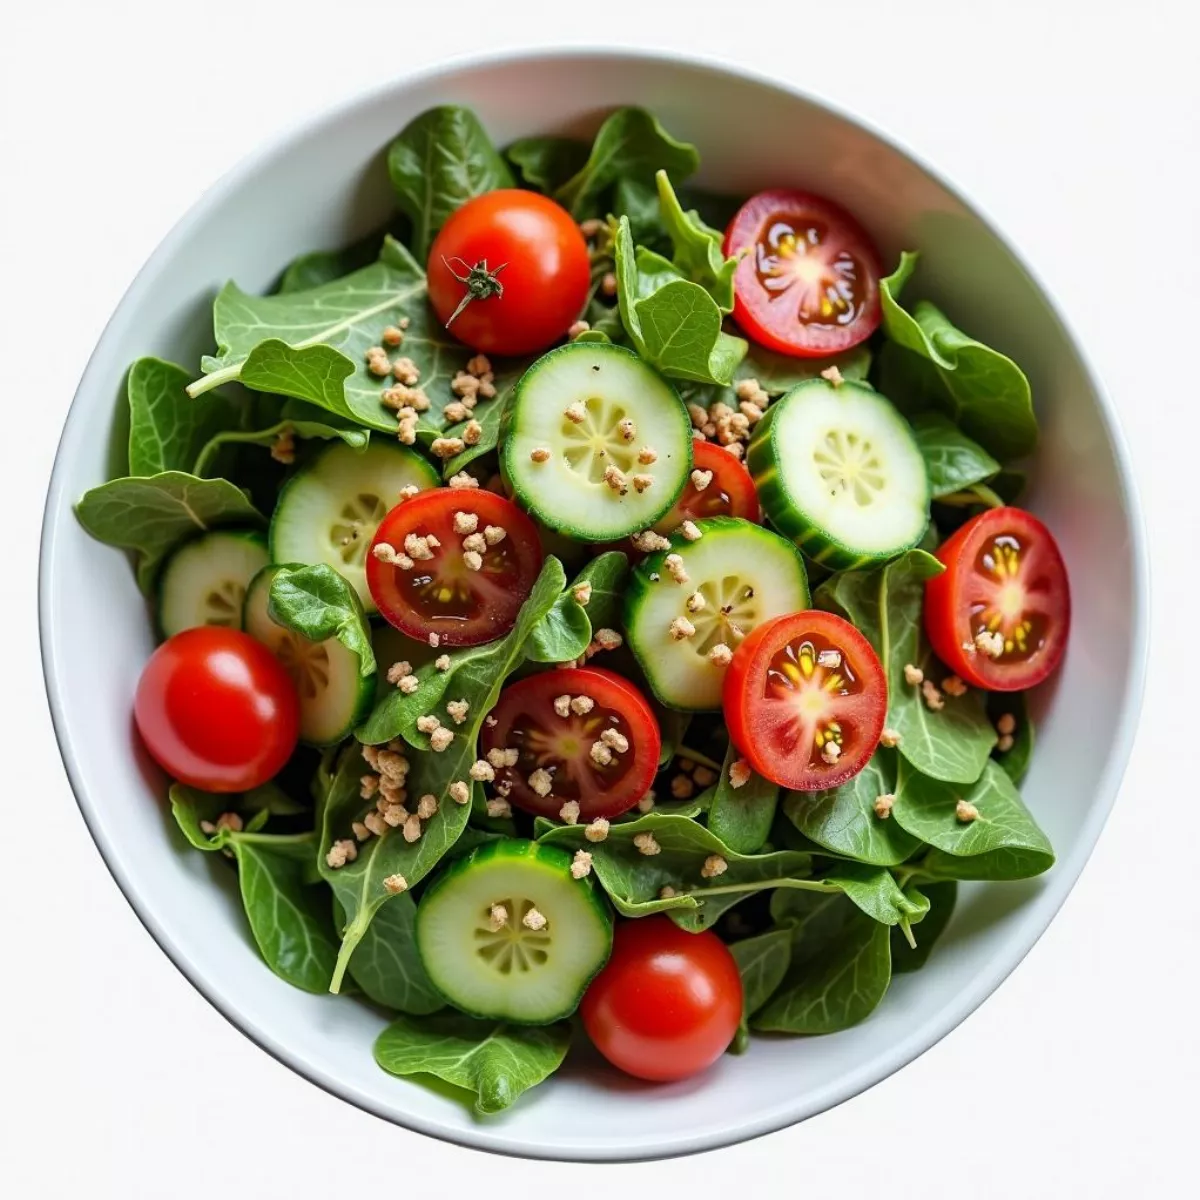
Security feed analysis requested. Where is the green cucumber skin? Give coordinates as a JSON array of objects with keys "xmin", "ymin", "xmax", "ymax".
[
  {"xmin": 415, "ymin": 839, "xmax": 613, "ymax": 1025},
  {"xmin": 156, "ymin": 529, "xmax": 269, "ymax": 639},
  {"xmin": 747, "ymin": 380, "xmax": 930, "ymax": 570},
  {"xmin": 500, "ymin": 342, "xmax": 692, "ymax": 541}
]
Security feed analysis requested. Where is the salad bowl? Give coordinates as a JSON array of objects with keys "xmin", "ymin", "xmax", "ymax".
[{"xmin": 39, "ymin": 47, "xmax": 1147, "ymax": 1161}]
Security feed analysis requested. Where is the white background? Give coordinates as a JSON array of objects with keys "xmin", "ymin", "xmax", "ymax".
[{"xmin": 2, "ymin": 0, "xmax": 1196, "ymax": 1195}]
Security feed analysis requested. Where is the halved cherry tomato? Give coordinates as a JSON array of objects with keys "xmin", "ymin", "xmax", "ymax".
[
  {"xmin": 723, "ymin": 610, "xmax": 887, "ymax": 791},
  {"xmin": 724, "ymin": 189, "xmax": 882, "ymax": 358},
  {"xmin": 481, "ymin": 667, "xmax": 660, "ymax": 820},
  {"xmin": 427, "ymin": 189, "xmax": 591, "ymax": 357},
  {"xmin": 653, "ymin": 439, "xmax": 761, "ymax": 533},
  {"xmin": 925, "ymin": 507, "xmax": 1070, "ymax": 692},
  {"xmin": 366, "ymin": 489, "xmax": 543, "ymax": 648},
  {"xmin": 134, "ymin": 627, "xmax": 300, "ymax": 793},
  {"xmin": 581, "ymin": 917, "xmax": 743, "ymax": 1082}
]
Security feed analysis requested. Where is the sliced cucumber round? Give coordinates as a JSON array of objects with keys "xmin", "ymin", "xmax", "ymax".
[
  {"xmin": 416, "ymin": 839, "xmax": 612, "ymax": 1024},
  {"xmin": 243, "ymin": 565, "xmax": 374, "ymax": 746},
  {"xmin": 747, "ymin": 378, "xmax": 929, "ymax": 569},
  {"xmin": 625, "ymin": 516, "xmax": 810, "ymax": 711},
  {"xmin": 157, "ymin": 529, "xmax": 269, "ymax": 638},
  {"xmin": 500, "ymin": 342, "xmax": 692, "ymax": 541},
  {"xmin": 270, "ymin": 439, "xmax": 439, "ymax": 613}
]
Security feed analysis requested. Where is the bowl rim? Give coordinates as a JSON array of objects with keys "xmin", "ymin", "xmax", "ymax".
[{"xmin": 39, "ymin": 44, "xmax": 1150, "ymax": 1162}]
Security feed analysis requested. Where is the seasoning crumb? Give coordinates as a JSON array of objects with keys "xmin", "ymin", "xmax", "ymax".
[
  {"xmin": 600, "ymin": 728, "xmax": 629, "ymax": 753},
  {"xmin": 664, "ymin": 554, "xmax": 689, "ymax": 584},
  {"xmin": 430, "ymin": 437, "xmax": 465, "ymax": 459},
  {"xmin": 701, "ymin": 854, "xmax": 728, "ymax": 879},
  {"xmin": 686, "ymin": 590, "xmax": 706, "ymax": 613},
  {"xmin": 528, "ymin": 768, "xmax": 554, "ymax": 797},
  {"xmin": 921, "ymin": 680, "xmax": 945, "ymax": 712},
  {"xmin": 570, "ymin": 695, "xmax": 595, "ymax": 715},
  {"xmin": 584, "ymin": 817, "xmax": 610, "ymax": 843},
  {"xmin": 903, "ymin": 663, "xmax": 925, "ymax": 686},
  {"xmin": 874, "ymin": 793, "xmax": 895, "ymax": 819},
  {"xmin": 446, "ymin": 699, "xmax": 470, "ymax": 725},
  {"xmin": 428, "ymin": 632, "xmax": 440, "ymax": 648},
  {"xmin": 559, "ymin": 800, "xmax": 581, "ymax": 825},
  {"xmin": 429, "ymin": 726, "xmax": 455, "ymax": 751},
  {"xmin": 570, "ymin": 850, "xmax": 593, "ymax": 879},
  {"xmin": 679, "ymin": 520, "xmax": 702, "ymax": 542},
  {"xmin": 879, "ymin": 728, "xmax": 901, "ymax": 748},
  {"xmin": 603, "ymin": 465, "xmax": 629, "ymax": 494},
  {"xmin": 435, "ymin": 654, "xmax": 451, "ymax": 672},
  {"xmin": 383, "ymin": 873, "xmax": 408, "ymax": 895},
  {"xmin": 820, "ymin": 365, "xmax": 845, "ymax": 387},
  {"xmin": 469, "ymin": 759, "xmax": 495, "ymax": 782},
  {"xmin": 631, "ymin": 530, "xmax": 671, "ymax": 553},
  {"xmin": 693, "ymin": 766, "xmax": 717, "ymax": 788},
  {"xmin": 463, "ymin": 549, "xmax": 483, "ymax": 571},
  {"xmin": 483, "ymin": 525, "xmax": 507, "ymax": 546},
  {"xmin": 637, "ymin": 446, "xmax": 658, "ymax": 465},
  {"xmin": 325, "ymin": 839, "xmax": 357, "ymax": 869},
  {"xmin": 633, "ymin": 832, "xmax": 661, "ymax": 856},
  {"xmin": 975, "ymin": 629, "xmax": 1005, "ymax": 658},
  {"xmin": 632, "ymin": 473, "xmax": 654, "ymax": 493},
  {"xmin": 729, "ymin": 758, "xmax": 751, "ymax": 789},
  {"xmin": 417, "ymin": 794, "xmax": 439, "ymax": 819},
  {"xmin": 448, "ymin": 781, "xmax": 470, "ymax": 805},
  {"xmin": 617, "ymin": 417, "xmax": 637, "ymax": 442},
  {"xmin": 448, "ymin": 471, "xmax": 480, "ymax": 489},
  {"xmin": 453, "ymin": 510, "xmax": 479, "ymax": 535},
  {"xmin": 709, "ymin": 643, "xmax": 733, "ymax": 667},
  {"xmin": 486, "ymin": 798, "xmax": 513, "ymax": 819},
  {"xmin": 553, "ymin": 694, "xmax": 571, "ymax": 718},
  {"xmin": 956, "ymin": 799, "xmax": 980, "ymax": 822},
  {"xmin": 488, "ymin": 903, "xmax": 509, "ymax": 931},
  {"xmin": 669, "ymin": 616, "xmax": 697, "ymax": 641},
  {"xmin": 589, "ymin": 740, "xmax": 614, "ymax": 767},
  {"xmin": 691, "ymin": 468, "xmax": 713, "ymax": 491},
  {"xmin": 522, "ymin": 906, "xmax": 548, "ymax": 931}
]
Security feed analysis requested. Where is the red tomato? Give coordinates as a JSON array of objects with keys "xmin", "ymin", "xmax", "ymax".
[
  {"xmin": 134, "ymin": 627, "xmax": 299, "ymax": 793},
  {"xmin": 723, "ymin": 610, "xmax": 887, "ymax": 791},
  {"xmin": 724, "ymin": 189, "xmax": 882, "ymax": 358},
  {"xmin": 653, "ymin": 440, "xmax": 761, "ymax": 533},
  {"xmin": 366, "ymin": 488, "xmax": 544, "ymax": 648},
  {"xmin": 925, "ymin": 507, "xmax": 1070, "ymax": 692},
  {"xmin": 427, "ymin": 190, "xmax": 591, "ymax": 357},
  {"xmin": 482, "ymin": 667, "xmax": 660, "ymax": 820},
  {"xmin": 581, "ymin": 917, "xmax": 743, "ymax": 1082}
]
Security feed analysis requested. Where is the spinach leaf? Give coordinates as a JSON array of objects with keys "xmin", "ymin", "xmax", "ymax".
[
  {"xmin": 191, "ymin": 416, "xmax": 368, "ymax": 478},
  {"xmin": 375, "ymin": 1013, "xmax": 571, "ymax": 1115},
  {"xmin": 895, "ymin": 758, "xmax": 1054, "ymax": 880},
  {"xmin": 276, "ymin": 229, "xmax": 390, "ymax": 294},
  {"xmin": 753, "ymin": 893, "xmax": 892, "ymax": 1034},
  {"xmin": 990, "ymin": 692, "xmax": 1034, "ymax": 785},
  {"xmin": 326, "ymin": 560, "xmax": 566, "ymax": 989},
  {"xmin": 505, "ymin": 136, "xmax": 589, "ymax": 194},
  {"xmin": 822, "ymin": 860, "xmax": 930, "ymax": 927},
  {"xmin": 613, "ymin": 177, "xmax": 667, "ymax": 247},
  {"xmin": 781, "ymin": 749, "xmax": 920, "ymax": 866},
  {"xmin": 268, "ymin": 563, "xmax": 376, "ymax": 677},
  {"xmin": 891, "ymin": 881, "xmax": 957, "ymax": 973},
  {"xmin": 816, "ymin": 550, "xmax": 996, "ymax": 784},
  {"xmin": 341, "ymin": 893, "xmax": 443, "ymax": 1015},
  {"xmin": 526, "ymin": 551, "xmax": 629, "ymax": 664},
  {"xmin": 75, "ymin": 471, "xmax": 264, "ymax": 593},
  {"xmin": 880, "ymin": 252, "xmax": 1038, "ymax": 460},
  {"xmin": 555, "ymin": 107, "xmax": 699, "ymax": 219},
  {"xmin": 387, "ymin": 106, "xmax": 514, "ymax": 260},
  {"xmin": 614, "ymin": 217, "xmax": 747, "ymax": 385},
  {"xmin": 730, "ymin": 927, "xmax": 792, "ymax": 1018},
  {"xmin": 127, "ymin": 358, "xmax": 239, "ymax": 477},
  {"xmin": 656, "ymin": 707, "xmax": 691, "ymax": 768},
  {"xmin": 655, "ymin": 170, "xmax": 737, "ymax": 311},
  {"xmin": 707, "ymin": 741, "xmax": 779, "ymax": 855},
  {"xmin": 910, "ymin": 412, "xmax": 1001, "ymax": 498}
]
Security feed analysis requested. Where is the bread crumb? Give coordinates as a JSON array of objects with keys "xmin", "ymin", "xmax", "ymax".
[
  {"xmin": 956, "ymin": 799, "xmax": 980, "ymax": 822},
  {"xmin": 821, "ymin": 741, "xmax": 842, "ymax": 765},
  {"xmin": 383, "ymin": 873, "xmax": 408, "ymax": 894},
  {"xmin": 325, "ymin": 839, "xmax": 357, "ymax": 869},
  {"xmin": 453, "ymin": 511, "xmax": 479, "ymax": 535},
  {"xmin": 664, "ymin": 554, "xmax": 689, "ymax": 584},
  {"xmin": 570, "ymin": 850, "xmax": 593, "ymax": 879},
  {"xmin": 603, "ymin": 465, "xmax": 629, "ymax": 494},
  {"xmin": 874, "ymin": 794, "xmax": 895, "ymax": 819},
  {"xmin": 526, "ymin": 768, "xmax": 552, "ymax": 797},
  {"xmin": 589, "ymin": 740, "xmax": 614, "ymax": 767},
  {"xmin": 435, "ymin": 654, "xmax": 451, "ymax": 671},
  {"xmin": 600, "ymin": 728, "xmax": 629, "ymax": 753},
  {"xmin": 631, "ymin": 530, "xmax": 671, "ymax": 553},
  {"xmin": 679, "ymin": 520, "xmax": 702, "ymax": 542},
  {"xmin": 903, "ymin": 663, "xmax": 924, "ymax": 686},
  {"xmin": 921, "ymin": 680, "xmax": 945, "ymax": 712},
  {"xmin": 701, "ymin": 854, "xmax": 728, "ymax": 879},
  {"xmin": 530, "ymin": 447, "xmax": 551, "ymax": 463},
  {"xmin": 584, "ymin": 817, "xmax": 610, "ymax": 843},
  {"xmin": 637, "ymin": 446, "xmax": 658, "ymax": 465},
  {"xmin": 633, "ymin": 832, "xmax": 661, "ymax": 856},
  {"xmin": 879, "ymin": 728, "xmax": 901, "ymax": 748},
  {"xmin": 469, "ymin": 759, "xmax": 495, "ymax": 782},
  {"xmin": 637, "ymin": 791, "xmax": 656, "ymax": 813},
  {"xmin": 569, "ymin": 695, "xmax": 595, "ymax": 715},
  {"xmin": 729, "ymin": 758, "xmax": 751, "ymax": 789},
  {"xmin": 669, "ymin": 616, "xmax": 697, "ymax": 640},
  {"xmin": 417, "ymin": 794, "xmax": 439, "ymax": 819},
  {"xmin": 820, "ymin": 365, "xmax": 845, "ymax": 387},
  {"xmin": 448, "ymin": 472, "xmax": 480, "ymax": 489},
  {"xmin": 690, "ymin": 468, "xmax": 713, "ymax": 491},
  {"xmin": 686, "ymin": 590, "xmax": 706, "ymax": 613},
  {"xmin": 559, "ymin": 800, "xmax": 581, "ymax": 825},
  {"xmin": 942, "ymin": 675, "xmax": 968, "ymax": 698},
  {"xmin": 486, "ymin": 798, "xmax": 513, "ymax": 819},
  {"xmin": 709, "ymin": 643, "xmax": 733, "ymax": 667},
  {"xmin": 430, "ymin": 726, "xmax": 455, "ymax": 751},
  {"xmin": 488, "ymin": 903, "xmax": 508, "ymax": 931},
  {"xmin": 448, "ymin": 781, "xmax": 470, "ymax": 805}
]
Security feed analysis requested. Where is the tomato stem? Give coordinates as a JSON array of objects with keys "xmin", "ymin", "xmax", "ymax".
[{"xmin": 442, "ymin": 256, "xmax": 508, "ymax": 328}]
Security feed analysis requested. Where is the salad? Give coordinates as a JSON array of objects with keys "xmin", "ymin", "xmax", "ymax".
[{"xmin": 74, "ymin": 103, "xmax": 1070, "ymax": 1114}]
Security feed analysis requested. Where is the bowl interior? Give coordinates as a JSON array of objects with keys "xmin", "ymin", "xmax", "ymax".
[{"xmin": 41, "ymin": 50, "xmax": 1145, "ymax": 1161}]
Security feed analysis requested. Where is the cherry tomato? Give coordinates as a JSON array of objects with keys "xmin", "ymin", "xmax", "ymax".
[
  {"xmin": 581, "ymin": 917, "xmax": 743, "ymax": 1082},
  {"xmin": 723, "ymin": 610, "xmax": 887, "ymax": 791},
  {"xmin": 925, "ymin": 507, "xmax": 1070, "ymax": 692},
  {"xmin": 367, "ymin": 488, "xmax": 544, "ymax": 648},
  {"xmin": 134, "ymin": 627, "xmax": 300, "ymax": 793},
  {"xmin": 427, "ymin": 190, "xmax": 591, "ymax": 357},
  {"xmin": 482, "ymin": 667, "xmax": 660, "ymax": 820},
  {"xmin": 724, "ymin": 189, "xmax": 882, "ymax": 358},
  {"xmin": 653, "ymin": 440, "xmax": 761, "ymax": 533}
]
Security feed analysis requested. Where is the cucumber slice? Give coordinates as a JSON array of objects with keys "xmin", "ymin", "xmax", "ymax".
[
  {"xmin": 416, "ymin": 839, "xmax": 612, "ymax": 1024},
  {"xmin": 748, "ymin": 378, "xmax": 929, "ymax": 569},
  {"xmin": 243, "ymin": 565, "xmax": 374, "ymax": 746},
  {"xmin": 157, "ymin": 530, "xmax": 269, "ymax": 638},
  {"xmin": 625, "ymin": 516, "xmax": 810, "ymax": 711},
  {"xmin": 500, "ymin": 342, "xmax": 692, "ymax": 541},
  {"xmin": 269, "ymin": 439, "xmax": 439, "ymax": 613}
]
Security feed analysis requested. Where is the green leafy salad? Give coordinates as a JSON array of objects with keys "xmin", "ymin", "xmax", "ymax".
[{"xmin": 75, "ymin": 103, "xmax": 1071, "ymax": 1114}]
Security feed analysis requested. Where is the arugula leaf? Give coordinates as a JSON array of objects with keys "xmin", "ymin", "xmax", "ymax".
[
  {"xmin": 375, "ymin": 1013, "xmax": 571, "ymax": 1115},
  {"xmin": 341, "ymin": 894, "xmax": 443, "ymax": 1015},
  {"xmin": 555, "ymin": 107, "xmax": 700, "ymax": 219},
  {"xmin": 614, "ymin": 217, "xmax": 747, "ymax": 385},
  {"xmin": 505, "ymin": 136, "xmax": 589, "ymax": 194},
  {"xmin": 782, "ymin": 749, "xmax": 920, "ymax": 866},
  {"xmin": 325, "ymin": 560, "xmax": 566, "ymax": 989},
  {"xmin": 387, "ymin": 106, "xmax": 514, "ymax": 260},
  {"xmin": 526, "ymin": 552, "xmax": 629, "ymax": 664},
  {"xmin": 268, "ymin": 563, "xmax": 376, "ymax": 677},
  {"xmin": 990, "ymin": 692, "xmax": 1034, "ymax": 785},
  {"xmin": 880, "ymin": 252, "xmax": 1037, "ymax": 460},
  {"xmin": 75, "ymin": 471, "xmax": 264, "ymax": 593},
  {"xmin": 127, "ymin": 358, "xmax": 239, "ymax": 477},
  {"xmin": 910, "ymin": 412, "xmax": 1001, "ymax": 498},
  {"xmin": 655, "ymin": 170, "xmax": 737, "ymax": 311},
  {"xmin": 706, "ymin": 742, "xmax": 779, "ymax": 855},
  {"xmin": 891, "ymin": 881, "xmax": 957, "ymax": 973},
  {"xmin": 192, "ymin": 415, "xmax": 368, "ymax": 478},
  {"xmin": 895, "ymin": 758, "xmax": 1054, "ymax": 880},
  {"xmin": 816, "ymin": 550, "xmax": 996, "ymax": 784}
]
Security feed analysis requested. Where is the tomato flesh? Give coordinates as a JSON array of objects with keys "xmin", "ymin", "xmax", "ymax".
[
  {"xmin": 723, "ymin": 610, "xmax": 887, "ymax": 791},
  {"xmin": 925, "ymin": 507, "xmax": 1070, "ymax": 691},
  {"xmin": 653, "ymin": 439, "xmax": 761, "ymax": 533},
  {"xmin": 581, "ymin": 917, "xmax": 743, "ymax": 1082},
  {"xmin": 367, "ymin": 488, "xmax": 544, "ymax": 648},
  {"xmin": 724, "ymin": 189, "xmax": 882, "ymax": 357},
  {"xmin": 134, "ymin": 627, "xmax": 300, "ymax": 793},
  {"xmin": 427, "ymin": 189, "xmax": 591, "ymax": 358},
  {"xmin": 482, "ymin": 667, "xmax": 660, "ymax": 820}
]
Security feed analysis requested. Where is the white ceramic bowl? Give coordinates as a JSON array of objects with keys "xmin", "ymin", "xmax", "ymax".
[{"xmin": 40, "ymin": 48, "xmax": 1148, "ymax": 1162}]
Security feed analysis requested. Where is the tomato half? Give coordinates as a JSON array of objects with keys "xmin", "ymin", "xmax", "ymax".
[
  {"xmin": 482, "ymin": 667, "xmax": 660, "ymax": 820},
  {"xmin": 723, "ymin": 189, "xmax": 882, "ymax": 358},
  {"xmin": 427, "ymin": 189, "xmax": 591, "ymax": 357},
  {"xmin": 581, "ymin": 917, "xmax": 743, "ymax": 1082},
  {"xmin": 653, "ymin": 439, "xmax": 761, "ymax": 533},
  {"xmin": 723, "ymin": 610, "xmax": 887, "ymax": 791},
  {"xmin": 925, "ymin": 507, "xmax": 1070, "ymax": 692},
  {"xmin": 367, "ymin": 488, "xmax": 544, "ymax": 648},
  {"xmin": 134, "ymin": 627, "xmax": 300, "ymax": 793}
]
